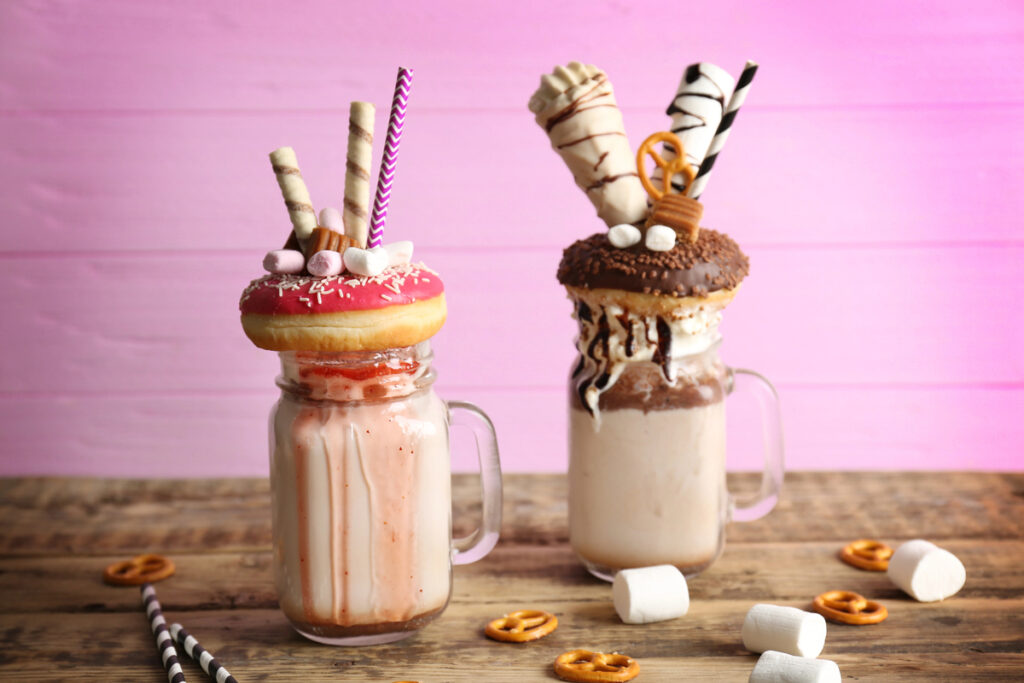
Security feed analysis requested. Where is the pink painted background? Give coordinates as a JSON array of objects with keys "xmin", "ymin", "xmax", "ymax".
[{"xmin": 1, "ymin": 0, "xmax": 1022, "ymax": 476}]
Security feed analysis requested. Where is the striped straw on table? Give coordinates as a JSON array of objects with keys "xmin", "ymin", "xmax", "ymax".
[
  {"xmin": 170, "ymin": 623, "xmax": 238, "ymax": 683},
  {"xmin": 686, "ymin": 60, "xmax": 758, "ymax": 200},
  {"xmin": 366, "ymin": 66, "xmax": 414, "ymax": 248},
  {"xmin": 141, "ymin": 583, "xmax": 187, "ymax": 683}
]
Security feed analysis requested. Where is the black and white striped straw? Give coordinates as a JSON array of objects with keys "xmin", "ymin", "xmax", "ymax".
[
  {"xmin": 141, "ymin": 583, "xmax": 187, "ymax": 683},
  {"xmin": 170, "ymin": 623, "xmax": 239, "ymax": 683},
  {"xmin": 686, "ymin": 60, "xmax": 759, "ymax": 200}
]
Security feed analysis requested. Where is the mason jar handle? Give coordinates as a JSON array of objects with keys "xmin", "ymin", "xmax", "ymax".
[
  {"xmin": 726, "ymin": 368, "xmax": 785, "ymax": 522},
  {"xmin": 447, "ymin": 400, "xmax": 503, "ymax": 565}
]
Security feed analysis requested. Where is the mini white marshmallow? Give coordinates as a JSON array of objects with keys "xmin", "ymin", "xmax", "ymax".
[
  {"xmin": 645, "ymin": 224, "xmax": 677, "ymax": 251},
  {"xmin": 263, "ymin": 249, "xmax": 306, "ymax": 274},
  {"xmin": 383, "ymin": 240, "xmax": 414, "ymax": 266},
  {"xmin": 741, "ymin": 604, "xmax": 827, "ymax": 658},
  {"xmin": 343, "ymin": 246, "xmax": 388, "ymax": 277},
  {"xmin": 307, "ymin": 249, "xmax": 343, "ymax": 277},
  {"xmin": 612, "ymin": 565, "xmax": 689, "ymax": 624},
  {"xmin": 887, "ymin": 539, "xmax": 966, "ymax": 602},
  {"xmin": 318, "ymin": 206, "xmax": 344, "ymax": 232},
  {"xmin": 749, "ymin": 651, "xmax": 841, "ymax": 683},
  {"xmin": 608, "ymin": 223, "xmax": 641, "ymax": 249}
]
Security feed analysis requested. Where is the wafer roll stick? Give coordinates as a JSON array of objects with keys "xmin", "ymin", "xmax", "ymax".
[
  {"xmin": 141, "ymin": 584, "xmax": 187, "ymax": 683},
  {"xmin": 170, "ymin": 623, "xmax": 238, "ymax": 683},
  {"xmin": 270, "ymin": 147, "xmax": 317, "ymax": 243},
  {"xmin": 529, "ymin": 62, "xmax": 647, "ymax": 227},
  {"xmin": 687, "ymin": 61, "xmax": 758, "ymax": 200},
  {"xmin": 344, "ymin": 102, "xmax": 375, "ymax": 248},
  {"xmin": 653, "ymin": 63, "xmax": 736, "ymax": 193}
]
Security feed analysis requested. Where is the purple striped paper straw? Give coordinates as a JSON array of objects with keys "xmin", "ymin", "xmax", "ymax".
[{"xmin": 367, "ymin": 66, "xmax": 414, "ymax": 248}]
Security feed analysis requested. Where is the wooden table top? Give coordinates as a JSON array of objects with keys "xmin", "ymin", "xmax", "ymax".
[{"xmin": 1, "ymin": 472, "xmax": 1022, "ymax": 681}]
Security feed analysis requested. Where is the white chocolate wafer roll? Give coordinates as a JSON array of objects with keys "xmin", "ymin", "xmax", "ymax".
[
  {"xmin": 344, "ymin": 101, "xmax": 375, "ymax": 248},
  {"xmin": 529, "ymin": 62, "xmax": 647, "ymax": 227},
  {"xmin": 612, "ymin": 565, "xmax": 690, "ymax": 624},
  {"xmin": 653, "ymin": 63, "xmax": 736, "ymax": 193},
  {"xmin": 887, "ymin": 539, "xmax": 966, "ymax": 602},
  {"xmin": 749, "ymin": 651, "xmax": 841, "ymax": 683},
  {"xmin": 742, "ymin": 604, "xmax": 826, "ymax": 658},
  {"xmin": 270, "ymin": 147, "xmax": 317, "ymax": 242}
]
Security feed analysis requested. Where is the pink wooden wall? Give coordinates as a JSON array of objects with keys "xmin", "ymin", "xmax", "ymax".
[{"xmin": 1, "ymin": 0, "xmax": 1022, "ymax": 476}]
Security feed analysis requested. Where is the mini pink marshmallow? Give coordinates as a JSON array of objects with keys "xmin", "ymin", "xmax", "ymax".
[
  {"xmin": 307, "ymin": 249, "xmax": 343, "ymax": 277},
  {"xmin": 318, "ymin": 207, "xmax": 343, "ymax": 232},
  {"xmin": 263, "ymin": 249, "xmax": 306, "ymax": 274}
]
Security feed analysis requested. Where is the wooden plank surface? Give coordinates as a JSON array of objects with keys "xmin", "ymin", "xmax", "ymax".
[{"xmin": 0, "ymin": 473, "xmax": 1022, "ymax": 681}]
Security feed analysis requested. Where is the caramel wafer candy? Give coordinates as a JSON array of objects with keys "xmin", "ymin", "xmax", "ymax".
[
  {"xmin": 529, "ymin": 62, "xmax": 647, "ymax": 227},
  {"xmin": 344, "ymin": 101, "xmax": 375, "ymax": 248},
  {"xmin": 170, "ymin": 623, "xmax": 238, "ymax": 683},
  {"xmin": 270, "ymin": 146, "xmax": 317, "ymax": 244},
  {"xmin": 141, "ymin": 584, "xmax": 187, "ymax": 683},
  {"xmin": 304, "ymin": 226, "xmax": 354, "ymax": 259}
]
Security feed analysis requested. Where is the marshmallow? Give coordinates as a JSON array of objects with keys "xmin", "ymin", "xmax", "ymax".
[
  {"xmin": 307, "ymin": 249, "xmax": 343, "ymax": 277},
  {"xmin": 645, "ymin": 224, "xmax": 676, "ymax": 251},
  {"xmin": 749, "ymin": 651, "xmax": 841, "ymax": 683},
  {"xmin": 612, "ymin": 565, "xmax": 689, "ymax": 624},
  {"xmin": 343, "ymin": 246, "xmax": 388, "ymax": 277},
  {"xmin": 887, "ymin": 539, "xmax": 966, "ymax": 602},
  {"xmin": 608, "ymin": 224, "xmax": 641, "ymax": 249},
  {"xmin": 384, "ymin": 240, "xmax": 414, "ymax": 267},
  {"xmin": 741, "ymin": 605, "xmax": 826, "ymax": 658},
  {"xmin": 318, "ymin": 207, "xmax": 344, "ymax": 232},
  {"xmin": 263, "ymin": 249, "xmax": 306, "ymax": 274}
]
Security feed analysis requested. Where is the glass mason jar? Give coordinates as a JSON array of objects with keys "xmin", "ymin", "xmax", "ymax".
[
  {"xmin": 269, "ymin": 341, "xmax": 501, "ymax": 645},
  {"xmin": 568, "ymin": 339, "xmax": 783, "ymax": 580}
]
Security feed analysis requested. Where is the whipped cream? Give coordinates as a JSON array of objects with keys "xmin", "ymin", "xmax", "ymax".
[{"xmin": 570, "ymin": 295, "xmax": 723, "ymax": 419}]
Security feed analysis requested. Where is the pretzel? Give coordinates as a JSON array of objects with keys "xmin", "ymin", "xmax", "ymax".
[
  {"xmin": 812, "ymin": 590, "xmax": 888, "ymax": 625},
  {"xmin": 485, "ymin": 609, "xmax": 558, "ymax": 643},
  {"xmin": 554, "ymin": 650, "xmax": 639, "ymax": 682},
  {"xmin": 103, "ymin": 554, "xmax": 175, "ymax": 586},
  {"xmin": 840, "ymin": 539, "xmax": 893, "ymax": 571},
  {"xmin": 636, "ymin": 131, "xmax": 696, "ymax": 200}
]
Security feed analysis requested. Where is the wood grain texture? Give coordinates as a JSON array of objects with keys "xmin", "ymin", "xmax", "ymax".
[
  {"xmin": 0, "ymin": 0, "xmax": 1021, "ymax": 475},
  {"xmin": 2, "ymin": 0, "xmax": 1022, "ymax": 111},
  {"xmin": 1, "ymin": 386, "xmax": 1023, "ymax": 476},
  {"xmin": 2, "ymin": 246, "xmax": 1021, "ymax": 394},
  {"xmin": 0, "ymin": 474, "xmax": 1021, "ymax": 681},
  {"xmin": 1, "ymin": 107, "xmax": 1022, "ymax": 252}
]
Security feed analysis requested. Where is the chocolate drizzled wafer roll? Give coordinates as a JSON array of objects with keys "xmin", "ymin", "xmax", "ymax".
[
  {"xmin": 653, "ymin": 63, "xmax": 736, "ymax": 194},
  {"xmin": 529, "ymin": 62, "xmax": 647, "ymax": 227},
  {"xmin": 344, "ymin": 102, "xmax": 375, "ymax": 248},
  {"xmin": 141, "ymin": 584, "xmax": 187, "ymax": 683},
  {"xmin": 270, "ymin": 147, "xmax": 317, "ymax": 244}
]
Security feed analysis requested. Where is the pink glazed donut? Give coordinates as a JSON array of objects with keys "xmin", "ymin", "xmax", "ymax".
[{"xmin": 240, "ymin": 262, "xmax": 446, "ymax": 351}]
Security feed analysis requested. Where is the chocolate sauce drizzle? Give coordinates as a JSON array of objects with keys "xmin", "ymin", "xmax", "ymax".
[{"xmin": 572, "ymin": 300, "xmax": 676, "ymax": 417}]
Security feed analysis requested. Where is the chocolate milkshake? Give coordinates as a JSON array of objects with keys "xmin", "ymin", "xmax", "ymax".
[
  {"xmin": 559, "ymin": 233, "xmax": 748, "ymax": 578},
  {"xmin": 531, "ymin": 61, "xmax": 782, "ymax": 580}
]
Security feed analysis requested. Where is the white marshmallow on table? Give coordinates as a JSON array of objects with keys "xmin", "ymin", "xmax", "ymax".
[
  {"xmin": 343, "ymin": 246, "xmax": 388, "ymax": 277},
  {"xmin": 263, "ymin": 249, "xmax": 305, "ymax": 274},
  {"xmin": 318, "ymin": 206, "xmax": 344, "ymax": 232},
  {"xmin": 612, "ymin": 565, "xmax": 689, "ymax": 624},
  {"xmin": 645, "ymin": 224, "xmax": 677, "ymax": 251},
  {"xmin": 742, "ymin": 604, "xmax": 826, "ymax": 658},
  {"xmin": 608, "ymin": 223, "xmax": 641, "ymax": 248},
  {"xmin": 887, "ymin": 539, "xmax": 966, "ymax": 602},
  {"xmin": 749, "ymin": 651, "xmax": 841, "ymax": 683},
  {"xmin": 307, "ymin": 249, "xmax": 343, "ymax": 277},
  {"xmin": 383, "ymin": 240, "xmax": 414, "ymax": 266}
]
